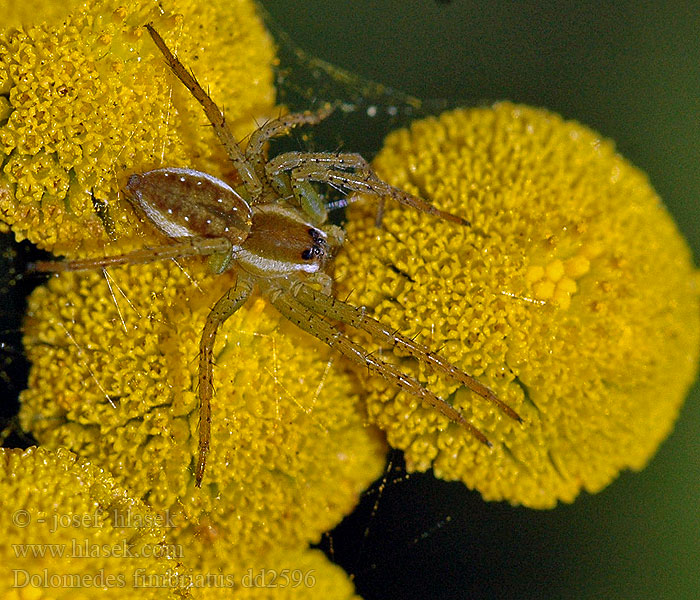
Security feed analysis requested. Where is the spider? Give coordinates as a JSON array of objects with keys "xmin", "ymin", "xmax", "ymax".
[{"xmin": 34, "ymin": 24, "xmax": 521, "ymax": 487}]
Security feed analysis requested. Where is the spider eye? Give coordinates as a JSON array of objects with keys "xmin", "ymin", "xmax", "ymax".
[
  {"xmin": 301, "ymin": 246, "xmax": 322, "ymax": 260},
  {"xmin": 300, "ymin": 227, "xmax": 329, "ymax": 261}
]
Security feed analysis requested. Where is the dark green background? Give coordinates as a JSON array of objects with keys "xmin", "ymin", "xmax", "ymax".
[{"xmin": 260, "ymin": 2, "xmax": 700, "ymax": 599}]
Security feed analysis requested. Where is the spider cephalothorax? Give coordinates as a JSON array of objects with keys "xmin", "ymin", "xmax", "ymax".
[{"xmin": 35, "ymin": 24, "xmax": 521, "ymax": 487}]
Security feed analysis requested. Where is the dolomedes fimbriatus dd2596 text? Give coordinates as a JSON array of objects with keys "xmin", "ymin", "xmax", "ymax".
[{"xmin": 35, "ymin": 24, "xmax": 521, "ymax": 487}]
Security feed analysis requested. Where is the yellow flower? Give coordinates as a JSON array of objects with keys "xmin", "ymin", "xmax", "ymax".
[
  {"xmin": 0, "ymin": 0, "xmax": 275, "ymax": 255},
  {"xmin": 1, "ymin": 447, "xmax": 364, "ymax": 599},
  {"xmin": 0, "ymin": 446, "xmax": 188, "ymax": 599},
  {"xmin": 20, "ymin": 258, "xmax": 385, "ymax": 570},
  {"xmin": 334, "ymin": 103, "xmax": 700, "ymax": 508}
]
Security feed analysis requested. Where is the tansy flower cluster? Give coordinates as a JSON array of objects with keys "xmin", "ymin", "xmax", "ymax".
[
  {"xmin": 335, "ymin": 103, "xmax": 700, "ymax": 508},
  {"xmin": 0, "ymin": 446, "xmax": 361, "ymax": 599},
  {"xmin": 20, "ymin": 257, "xmax": 386, "ymax": 571},
  {"xmin": 21, "ymin": 253, "xmax": 387, "ymax": 558},
  {"xmin": 1, "ymin": 446, "xmax": 189, "ymax": 600}
]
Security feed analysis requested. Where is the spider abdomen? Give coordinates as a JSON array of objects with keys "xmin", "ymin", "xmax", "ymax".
[{"xmin": 125, "ymin": 168, "xmax": 253, "ymax": 244}]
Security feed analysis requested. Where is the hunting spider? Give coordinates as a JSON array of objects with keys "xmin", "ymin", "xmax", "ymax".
[{"xmin": 35, "ymin": 24, "xmax": 521, "ymax": 487}]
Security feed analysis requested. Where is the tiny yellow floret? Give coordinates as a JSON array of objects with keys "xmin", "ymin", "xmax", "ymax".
[
  {"xmin": 533, "ymin": 279, "xmax": 555, "ymax": 301},
  {"xmin": 545, "ymin": 259, "xmax": 564, "ymax": 282},
  {"xmin": 335, "ymin": 103, "xmax": 700, "ymax": 508},
  {"xmin": 564, "ymin": 254, "xmax": 590, "ymax": 278}
]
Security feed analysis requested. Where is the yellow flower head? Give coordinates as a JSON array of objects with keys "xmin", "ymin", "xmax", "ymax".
[
  {"xmin": 1, "ymin": 447, "xmax": 364, "ymax": 599},
  {"xmin": 20, "ymin": 258, "xmax": 385, "ymax": 570},
  {"xmin": 0, "ymin": 0, "xmax": 275, "ymax": 255},
  {"xmin": 334, "ymin": 103, "xmax": 700, "ymax": 508},
  {"xmin": 0, "ymin": 446, "xmax": 188, "ymax": 599}
]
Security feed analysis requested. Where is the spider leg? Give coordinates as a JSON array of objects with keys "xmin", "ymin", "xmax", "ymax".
[
  {"xmin": 196, "ymin": 276, "xmax": 254, "ymax": 487},
  {"xmin": 268, "ymin": 285, "xmax": 492, "ymax": 447},
  {"xmin": 283, "ymin": 164, "xmax": 469, "ymax": 226},
  {"xmin": 144, "ymin": 24, "xmax": 263, "ymax": 200},
  {"xmin": 265, "ymin": 153, "xmax": 373, "ymax": 224},
  {"xmin": 292, "ymin": 284, "xmax": 522, "ymax": 423},
  {"xmin": 245, "ymin": 107, "xmax": 333, "ymax": 172},
  {"xmin": 266, "ymin": 151, "xmax": 372, "ymax": 175},
  {"xmin": 30, "ymin": 237, "xmax": 232, "ymax": 272}
]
